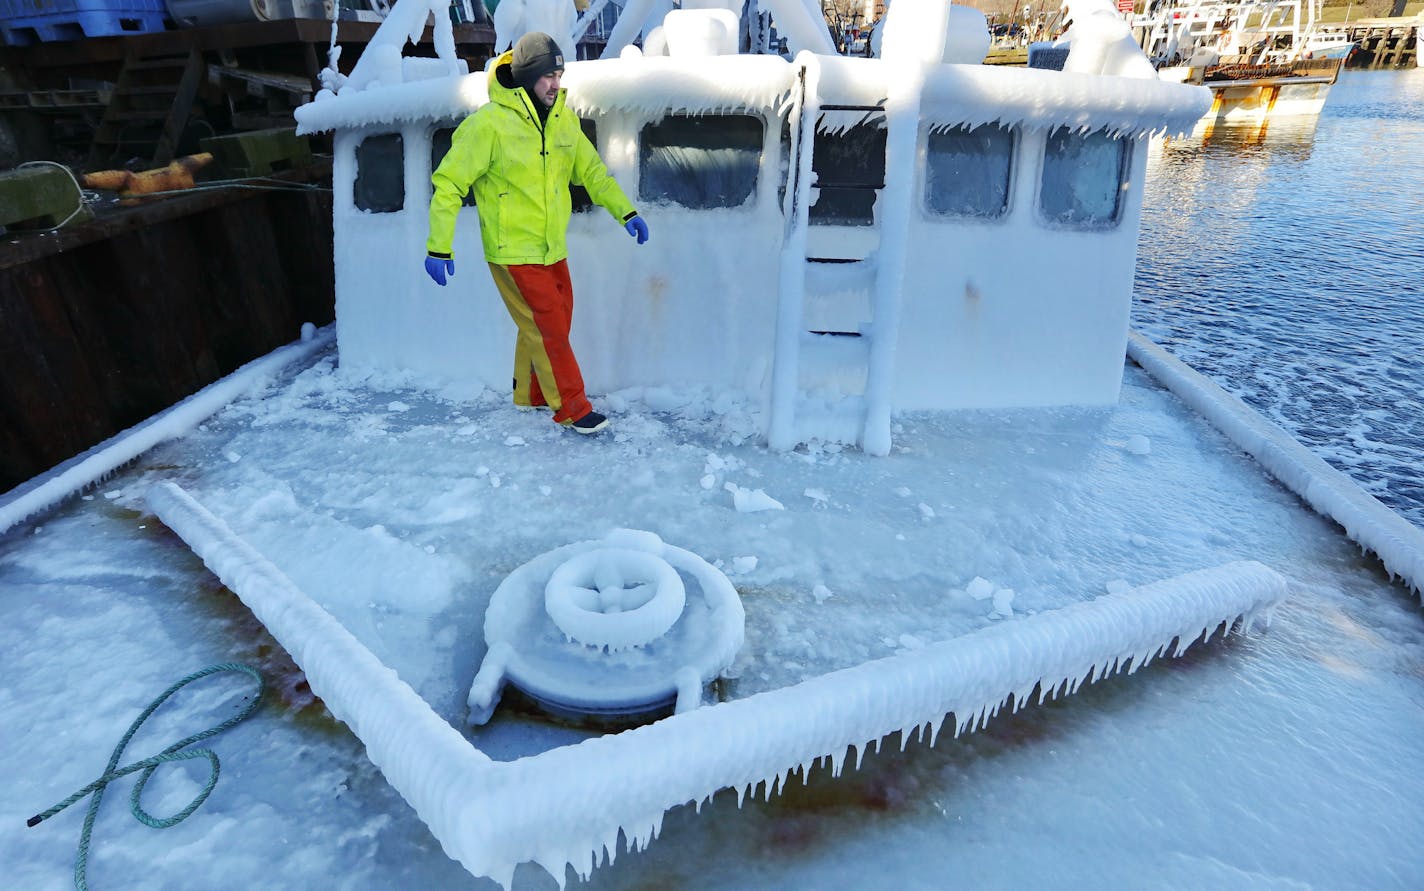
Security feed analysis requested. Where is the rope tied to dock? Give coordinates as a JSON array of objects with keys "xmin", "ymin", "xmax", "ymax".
[{"xmin": 26, "ymin": 662, "xmax": 265, "ymax": 891}]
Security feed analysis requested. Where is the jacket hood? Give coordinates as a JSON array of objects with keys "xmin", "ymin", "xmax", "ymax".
[{"xmin": 487, "ymin": 49, "xmax": 520, "ymax": 109}]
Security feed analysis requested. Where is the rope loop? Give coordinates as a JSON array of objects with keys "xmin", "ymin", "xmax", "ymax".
[{"xmin": 27, "ymin": 662, "xmax": 265, "ymax": 890}]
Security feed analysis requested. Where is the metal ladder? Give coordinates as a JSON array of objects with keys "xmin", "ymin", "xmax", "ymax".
[{"xmin": 767, "ymin": 61, "xmax": 905, "ymax": 455}]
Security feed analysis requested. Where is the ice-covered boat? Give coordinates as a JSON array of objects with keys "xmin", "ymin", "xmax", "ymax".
[{"xmin": 7, "ymin": 2, "xmax": 1424, "ymax": 890}]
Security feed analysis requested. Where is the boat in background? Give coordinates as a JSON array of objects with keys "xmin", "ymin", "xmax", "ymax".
[
  {"xmin": 1302, "ymin": 30, "xmax": 1355, "ymax": 59},
  {"xmin": 1134, "ymin": 0, "xmax": 1345, "ymax": 120}
]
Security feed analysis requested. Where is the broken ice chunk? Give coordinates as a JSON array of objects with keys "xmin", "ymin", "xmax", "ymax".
[
  {"xmin": 731, "ymin": 556, "xmax": 758, "ymax": 574},
  {"xmin": 1125, "ymin": 434, "xmax": 1151, "ymax": 455},
  {"xmin": 724, "ymin": 482, "xmax": 784, "ymax": 513},
  {"xmin": 966, "ymin": 577, "xmax": 995, "ymax": 600},
  {"xmin": 811, "ymin": 584, "xmax": 833, "ymax": 604},
  {"xmin": 992, "ymin": 588, "xmax": 1015, "ymax": 617}
]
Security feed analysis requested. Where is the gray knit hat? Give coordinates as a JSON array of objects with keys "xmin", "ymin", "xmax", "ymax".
[{"xmin": 511, "ymin": 32, "xmax": 565, "ymax": 90}]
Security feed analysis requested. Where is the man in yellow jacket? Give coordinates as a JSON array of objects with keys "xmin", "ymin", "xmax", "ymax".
[{"xmin": 424, "ymin": 32, "xmax": 649, "ymax": 435}]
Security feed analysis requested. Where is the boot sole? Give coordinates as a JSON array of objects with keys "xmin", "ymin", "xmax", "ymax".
[{"xmin": 570, "ymin": 418, "xmax": 610, "ymax": 435}]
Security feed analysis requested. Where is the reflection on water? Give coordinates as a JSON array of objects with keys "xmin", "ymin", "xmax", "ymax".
[
  {"xmin": 1134, "ymin": 69, "xmax": 1424, "ymax": 528},
  {"xmin": 1190, "ymin": 114, "xmax": 1322, "ymax": 160}
]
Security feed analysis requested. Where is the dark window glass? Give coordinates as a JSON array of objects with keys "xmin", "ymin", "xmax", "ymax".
[
  {"xmin": 925, "ymin": 123, "xmax": 1014, "ymax": 219},
  {"xmin": 809, "ymin": 113, "xmax": 886, "ymax": 226},
  {"xmin": 430, "ymin": 126, "xmax": 477, "ymax": 207},
  {"xmin": 354, "ymin": 133, "xmax": 404, "ymax": 213},
  {"xmin": 570, "ymin": 118, "xmax": 597, "ymax": 214},
  {"xmin": 639, "ymin": 114, "xmax": 763, "ymax": 209},
  {"xmin": 1039, "ymin": 129, "xmax": 1130, "ymax": 228}
]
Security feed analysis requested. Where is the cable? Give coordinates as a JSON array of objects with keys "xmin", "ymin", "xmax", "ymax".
[{"xmin": 16, "ymin": 160, "xmax": 97, "ymax": 231}]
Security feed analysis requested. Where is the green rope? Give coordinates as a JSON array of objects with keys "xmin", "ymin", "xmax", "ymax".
[{"xmin": 27, "ymin": 663, "xmax": 265, "ymax": 891}]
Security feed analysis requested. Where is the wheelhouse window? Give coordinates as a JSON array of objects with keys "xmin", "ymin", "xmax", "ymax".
[
  {"xmin": 430, "ymin": 127, "xmax": 476, "ymax": 207},
  {"xmin": 924, "ymin": 123, "xmax": 1014, "ymax": 219},
  {"xmin": 1039, "ymin": 129, "xmax": 1130, "ymax": 228},
  {"xmin": 353, "ymin": 132, "xmax": 404, "ymax": 213},
  {"xmin": 809, "ymin": 113, "xmax": 886, "ymax": 227},
  {"xmin": 639, "ymin": 114, "xmax": 763, "ymax": 209},
  {"xmin": 570, "ymin": 118, "xmax": 598, "ymax": 214}
]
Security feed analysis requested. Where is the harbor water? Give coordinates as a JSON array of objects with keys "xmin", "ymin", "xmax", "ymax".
[{"xmin": 1133, "ymin": 68, "xmax": 1424, "ymax": 529}]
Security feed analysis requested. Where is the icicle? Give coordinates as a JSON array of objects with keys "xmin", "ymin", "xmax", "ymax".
[
  {"xmin": 853, "ymin": 743, "xmax": 867, "ymax": 771},
  {"xmin": 927, "ymin": 716, "xmax": 945, "ymax": 748}
]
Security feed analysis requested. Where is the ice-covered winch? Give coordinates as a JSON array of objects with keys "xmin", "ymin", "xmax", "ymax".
[{"xmin": 467, "ymin": 529, "xmax": 745, "ymax": 726}]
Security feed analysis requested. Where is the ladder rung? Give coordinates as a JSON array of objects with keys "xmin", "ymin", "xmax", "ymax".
[
  {"xmin": 819, "ymin": 104, "xmax": 884, "ymax": 112},
  {"xmin": 815, "ymin": 182, "xmax": 884, "ymax": 190},
  {"xmin": 805, "ymin": 258, "xmax": 876, "ymax": 297}
]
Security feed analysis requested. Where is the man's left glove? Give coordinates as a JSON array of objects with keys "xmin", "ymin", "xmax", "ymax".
[
  {"xmin": 424, "ymin": 255, "xmax": 455, "ymax": 286},
  {"xmin": 624, "ymin": 215, "xmax": 649, "ymax": 245}
]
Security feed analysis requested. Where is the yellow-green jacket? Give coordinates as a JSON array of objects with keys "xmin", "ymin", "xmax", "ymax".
[{"xmin": 426, "ymin": 50, "xmax": 637, "ymax": 266}]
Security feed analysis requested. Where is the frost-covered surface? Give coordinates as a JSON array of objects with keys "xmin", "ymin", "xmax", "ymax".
[
  {"xmin": 4, "ymin": 343, "xmax": 1423, "ymax": 889},
  {"xmin": 135, "ymin": 477, "xmax": 1297, "ymax": 887}
]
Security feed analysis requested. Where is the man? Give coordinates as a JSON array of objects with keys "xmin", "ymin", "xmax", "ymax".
[{"xmin": 424, "ymin": 31, "xmax": 650, "ymax": 435}]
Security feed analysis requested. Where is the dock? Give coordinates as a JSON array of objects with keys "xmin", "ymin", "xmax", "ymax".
[{"xmin": 1325, "ymin": 16, "xmax": 1419, "ymax": 68}]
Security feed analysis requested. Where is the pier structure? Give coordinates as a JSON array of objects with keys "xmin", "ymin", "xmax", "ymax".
[{"xmin": 1322, "ymin": 16, "xmax": 1419, "ymax": 68}]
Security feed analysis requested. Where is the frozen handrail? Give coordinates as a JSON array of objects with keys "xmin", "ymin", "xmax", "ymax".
[
  {"xmin": 1129, "ymin": 331, "xmax": 1424, "ymax": 599},
  {"xmin": 0, "ymin": 327, "xmax": 332, "ymax": 538},
  {"xmin": 146, "ymin": 479, "xmax": 1287, "ymax": 889}
]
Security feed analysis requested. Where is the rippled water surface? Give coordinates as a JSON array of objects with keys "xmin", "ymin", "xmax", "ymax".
[{"xmin": 1134, "ymin": 68, "xmax": 1424, "ymax": 527}]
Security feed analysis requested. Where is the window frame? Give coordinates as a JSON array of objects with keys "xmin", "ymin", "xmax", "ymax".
[
  {"xmin": 637, "ymin": 112, "xmax": 766, "ymax": 211},
  {"xmin": 921, "ymin": 121, "xmax": 1017, "ymax": 223},
  {"xmin": 1036, "ymin": 127, "xmax": 1133, "ymax": 231},
  {"xmin": 353, "ymin": 131, "xmax": 406, "ymax": 214}
]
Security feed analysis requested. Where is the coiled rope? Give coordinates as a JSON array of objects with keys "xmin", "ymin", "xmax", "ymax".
[{"xmin": 27, "ymin": 662, "xmax": 265, "ymax": 890}]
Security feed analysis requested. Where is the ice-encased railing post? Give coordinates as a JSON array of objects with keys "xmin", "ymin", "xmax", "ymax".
[
  {"xmin": 146, "ymin": 482, "xmax": 1286, "ymax": 890},
  {"xmin": 445, "ymin": 561, "xmax": 1286, "ymax": 885},
  {"xmin": 1128, "ymin": 331, "xmax": 1424, "ymax": 599},
  {"xmin": 144, "ymin": 483, "xmax": 498, "ymax": 860}
]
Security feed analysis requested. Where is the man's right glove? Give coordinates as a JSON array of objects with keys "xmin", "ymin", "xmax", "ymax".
[{"xmin": 424, "ymin": 255, "xmax": 455, "ymax": 286}]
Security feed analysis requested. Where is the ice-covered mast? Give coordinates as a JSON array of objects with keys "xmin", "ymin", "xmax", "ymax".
[
  {"xmin": 333, "ymin": 0, "xmax": 464, "ymax": 95},
  {"xmin": 601, "ymin": 0, "xmax": 838, "ymax": 57}
]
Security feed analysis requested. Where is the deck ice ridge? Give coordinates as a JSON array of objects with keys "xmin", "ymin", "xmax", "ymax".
[
  {"xmin": 1128, "ymin": 331, "xmax": 1424, "ymax": 599},
  {"xmin": 144, "ymin": 479, "xmax": 1286, "ymax": 889}
]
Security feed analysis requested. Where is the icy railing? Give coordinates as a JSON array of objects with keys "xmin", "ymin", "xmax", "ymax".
[
  {"xmin": 1129, "ymin": 332, "xmax": 1424, "ymax": 599},
  {"xmin": 148, "ymin": 481, "xmax": 1287, "ymax": 889},
  {"xmin": 0, "ymin": 326, "xmax": 333, "ymax": 538}
]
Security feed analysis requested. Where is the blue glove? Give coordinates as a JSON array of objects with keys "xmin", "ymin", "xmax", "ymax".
[
  {"xmin": 625, "ymin": 215, "xmax": 649, "ymax": 245},
  {"xmin": 424, "ymin": 255, "xmax": 455, "ymax": 286}
]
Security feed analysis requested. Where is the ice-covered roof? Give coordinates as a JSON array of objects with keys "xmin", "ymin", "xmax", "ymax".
[{"xmin": 297, "ymin": 51, "xmax": 1207, "ymax": 138}]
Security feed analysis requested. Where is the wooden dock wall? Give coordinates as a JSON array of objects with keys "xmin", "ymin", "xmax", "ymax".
[
  {"xmin": 1330, "ymin": 18, "xmax": 1420, "ymax": 68},
  {"xmin": 0, "ymin": 172, "xmax": 334, "ymax": 494}
]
